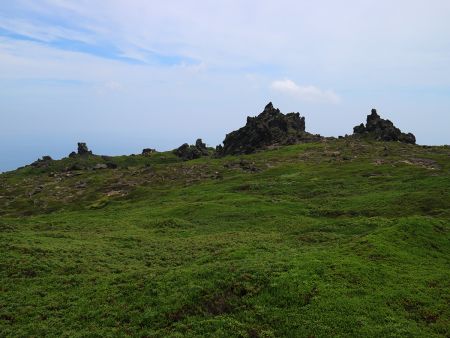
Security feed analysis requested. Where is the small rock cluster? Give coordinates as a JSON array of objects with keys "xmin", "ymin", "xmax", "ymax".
[
  {"xmin": 173, "ymin": 139, "xmax": 209, "ymax": 160},
  {"xmin": 217, "ymin": 102, "xmax": 322, "ymax": 156},
  {"xmin": 142, "ymin": 148, "xmax": 157, "ymax": 156},
  {"xmin": 353, "ymin": 109, "xmax": 416, "ymax": 144},
  {"xmin": 31, "ymin": 155, "xmax": 53, "ymax": 168},
  {"xmin": 223, "ymin": 159, "xmax": 260, "ymax": 172},
  {"xmin": 69, "ymin": 142, "xmax": 93, "ymax": 157},
  {"xmin": 26, "ymin": 104, "xmax": 419, "ymax": 167}
]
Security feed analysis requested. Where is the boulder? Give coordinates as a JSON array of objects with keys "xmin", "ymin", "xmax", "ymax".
[
  {"xmin": 42, "ymin": 155, "xmax": 53, "ymax": 162},
  {"xmin": 217, "ymin": 102, "xmax": 321, "ymax": 156},
  {"xmin": 93, "ymin": 163, "xmax": 108, "ymax": 170},
  {"xmin": 31, "ymin": 155, "xmax": 53, "ymax": 168},
  {"xmin": 173, "ymin": 138, "xmax": 209, "ymax": 161},
  {"xmin": 196, "ymin": 139, "xmax": 209, "ymax": 156},
  {"xmin": 142, "ymin": 148, "xmax": 156, "ymax": 156},
  {"xmin": 77, "ymin": 142, "xmax": 92, "ymax": 155},
  {"xmin": 352, "ymin": 109, "xmax": 416, "ymax": 144}
]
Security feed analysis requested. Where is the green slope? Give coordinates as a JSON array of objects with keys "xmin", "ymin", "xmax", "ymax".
[{"xmin": 1, "ymin": 140, "xmax": 449, "ymax": 337}]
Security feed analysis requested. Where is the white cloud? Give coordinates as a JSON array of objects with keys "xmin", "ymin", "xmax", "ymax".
[
  {"xmin": 104, "ymin": 81, "xmax": 121, "ymax": 90},
  {"xmin": 271, "ymin": 79, "xmax": 341, "ymax": 104},
  {"xmin": 1, "ymin": 0, "xmax": 450, "ymax": 172},
  {"xmin": 95, "ymin": 80, "xmax": 122, "ymax": 94},
  {"xmin": 0, "ymin": 16, "xmax": 93, "ymax": 43}
]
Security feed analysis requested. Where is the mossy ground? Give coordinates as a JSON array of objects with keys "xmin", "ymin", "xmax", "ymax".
[{"xmin": 1, "ymin": 140, "xmax": 449, "ymax": 337}]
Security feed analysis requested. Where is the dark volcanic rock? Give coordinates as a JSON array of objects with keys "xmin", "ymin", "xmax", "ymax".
[
  {"xmin": 77, "ymin": 142, "xmax": 92, "ymax": 155},
  {"xmin": 217, "ymin": 102, "xmax": 321, "ymax": 156},
  {"xmin": 68, "ymin": 142, "xmax": 93, "ymax": 158},
  {"xmin": 174, "ymin": 138, "xmax": 209, "ymax": 161},
  {"xmin": 142, "ymin": 148, "xmax": 156, "ymax": 156},
  {"xmin": 195, "ymin": 139, "xmax": 207, "ymax": 152},
  {"xmin": 31, "ymin": 155, "xmax": 53, "ymax": 168},
  {"xmin": 353, "ymin": 109, "xmax": 416, "ymax": 144}
]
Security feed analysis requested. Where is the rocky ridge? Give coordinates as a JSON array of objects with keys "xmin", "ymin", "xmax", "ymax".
[
  {"xmin": 217, "ymin": 102, "xmax": 322, "ymax": 156},
  {"xmin": 173, "ymin": 139, "xmax": 209, "ymax": 161},
  {"xmin": 23, "ymin": 103, "xmax": 418, "ymax": 168},
  {"xmin": 353, "ymin": 109, "xmax": 416, "ymax": 144},
  {"xmin": 69, "ymin": 142, "xmax": 93, "ymax": 158}
]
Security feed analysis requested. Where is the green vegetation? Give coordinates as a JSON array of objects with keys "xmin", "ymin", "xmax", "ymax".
[{"xmin": 1, "ymin": 139, "xmax": 449, "ymax": 337}]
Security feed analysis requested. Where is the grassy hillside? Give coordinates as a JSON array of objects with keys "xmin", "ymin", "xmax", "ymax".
[{"xmin": 1, "ymin": 139, "xmax": 449, "ymax": 337}]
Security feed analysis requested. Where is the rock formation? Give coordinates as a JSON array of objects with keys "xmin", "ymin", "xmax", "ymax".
[
  {"xmin": 142, "ymin": 148, "xmax": 156, "ymax": 156},
  {"xmin": 217, "ymin": 102, "xmax": 321, "ymax": 156},
  {"xmin": 93, "ymin": 163, "xmax": 108, "ymax": 170},
  {"xmin": 173, "ymin": 138, "xmax": 209, "ymax": 160},
  {"xmin": 68, "ymin": 142, "xmax": 93, "ymax": 158},
  {"xmin": 31, "ymin": 155, "xmax": 53, "ymax": 168},
  {"xmin": 77, "ymin": 142, "xmax": 92, "ymax": 155},
  {"xmin": 353, "ymin": 109, "xmax": 416, "ymax": 144}
]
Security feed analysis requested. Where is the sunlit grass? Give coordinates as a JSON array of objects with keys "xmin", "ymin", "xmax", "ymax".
[{"xmin": 1, "ymin": 140, "xmax": 449, "ymax": 337}]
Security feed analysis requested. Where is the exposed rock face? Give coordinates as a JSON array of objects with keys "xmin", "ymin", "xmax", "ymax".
[
  {"xmin": 67, "ymin": 142, "xmax": 93, "ymax": 158},
  {"xmin": 217, "ymin": 102, "xmax": 321, "ymax": 156},
  {"xmin": 142, "ymin": 148, "xmax": 156, "ymax": 156},
  {"xmin": 195, "ymin": 139, "xmax": 207, "ymax": 150},
  {"xmin": 353, "ymin": 109, "xmax": 416, "ymax": 144},
  {"xmin": 174, "ymin": 138, "xmax": 209, "ymax": 160},
  {"xmin": 77, "ymin": 142, "xmax": 92, "ymax": 155},
  {"xmin": 31, "ymin": 155, "xmax": 53, "ymax": 168}
]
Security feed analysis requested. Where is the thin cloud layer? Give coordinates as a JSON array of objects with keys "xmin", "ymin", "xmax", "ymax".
[
  {"xmin": 0, "ymin": 0, "xmax": 450, "ymax": 171},
  {"xmin": 271, "ymin": 79, "xmax": 340, "ymax": 104}
]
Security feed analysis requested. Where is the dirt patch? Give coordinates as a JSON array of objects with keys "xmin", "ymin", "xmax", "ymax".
[
  {"xmin": 105, "ymin": 190, "xmax": 126, "ymax": 197},
  {"xmin": 0, "ymin": 314, "xmax": 16, "ymax": 324},
  {"xmin": 166, "ymin": 278, "xmax": 260, "ymax": 324},
  {"xmin": 21, "ymin": 268, "xmax": 38, "ymax": 278},
  {"xmin": 324, "ymin": 151, "xmax": 341, "ymax": 158},
  {"xmin": 373, "ymin": 159, "xmax": 388, "ymax": 165},
  {"xmin": 224, "ymin": 159, "xmax": 261, "ymax": 172},
  {"xmin": 399, "ymin": 158, "xmax": 440, "ymax": 170},
  {"xmin": 402, "ymin": 298, "xmax": 440, "ymax": 324},
  {"xmin": 167, "ymin": 285, "xmax": 244, "ymax": 322},
  {"xmin": 302, "ymin": 285, "xmax": 318, "ymax": 306}
]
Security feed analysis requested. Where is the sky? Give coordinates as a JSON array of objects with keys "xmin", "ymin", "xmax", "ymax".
[{"xmin": 1, "ymin": 0, "xmax": 450, "ymax": 172}]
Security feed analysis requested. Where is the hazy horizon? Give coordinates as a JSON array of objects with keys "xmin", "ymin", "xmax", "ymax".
[{"xmin": 1, "ymin": 1, "xmax": 450, "ymax": 172}]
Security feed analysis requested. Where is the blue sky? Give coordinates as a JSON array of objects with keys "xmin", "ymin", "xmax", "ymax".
[{"xmin": 1, "ymin": 0, "xmax": 450, "ymax": 172}]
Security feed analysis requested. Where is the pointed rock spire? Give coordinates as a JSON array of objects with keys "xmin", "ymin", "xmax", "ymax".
[
  {"xmin": 217, "ymin": 103, "xmax": 321, "ymax": 156},
  {"xmin": 353, "ymin": 109, "xmax": 416, "ymax": 144}
]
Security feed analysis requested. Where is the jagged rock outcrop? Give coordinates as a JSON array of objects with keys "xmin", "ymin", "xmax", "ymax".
[
  {"xmin": 31, "ymin": 156, "xmax": 53, "ymax": 168},
  {"xmin": 77, "ymin": 142, "xmax": 92, "ymax": 155},
  {"xmin": 173, "ymin": 138, "xmax": 209, "ymax": 161},
  {"xmin": 68, "ymin": 142, "xmax": 93, "ymax": 158},
  {"xmin": 217, "ymin": 102, "xmax": 321, "ymax": 156},
  {"xmin": 353, "ymin": 109, "xmax": 416, "ymax": 144},
  {"xmin": 142, "ymin": 148, "xmax": 156, "ymax": 156}
]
